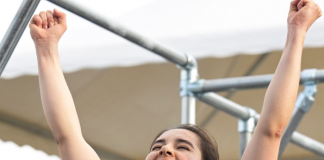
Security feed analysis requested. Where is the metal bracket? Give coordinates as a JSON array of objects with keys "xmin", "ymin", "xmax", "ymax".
[
  {"xmin": 298, "ymin": 68, "xmax": 317, "ymax": 112},
  {"xmin": 177, "ymin": 54, "xmax": 197, "ymax": 70},
  {"xmin": 301, "ymin": 68, "xmax": 317, "ymax": 85},
  {"xmin": 187, "ymin": 79, "xmax": 205, "ymax": 93},
  {"xmin": 297, "ymin": 84, "xmax": 317, "ymax": 112},
  {"xmin": 238, "ymin": 108, "xmax": 256, "ymax": 133},
  {"xmin": 179, "ymin": 54, "xmax": 199, "ymax": 97}
]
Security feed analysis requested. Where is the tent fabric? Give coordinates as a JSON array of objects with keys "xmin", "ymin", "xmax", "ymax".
[
  {"xmin": 0, "ymin": 0, "xmax": 323, "ymax": 78},
  {"xmin": 0, "ymin": 49, "xmax": 324, "ymax": 159},
  {"xmin": 0, "ymin": 139, "xmax": 60, "ymax": 160}
]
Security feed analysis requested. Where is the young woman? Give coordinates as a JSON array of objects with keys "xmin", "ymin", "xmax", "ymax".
[{"xmin": 29, "ymin": 0, "xmax": 322, "ymax": 159}]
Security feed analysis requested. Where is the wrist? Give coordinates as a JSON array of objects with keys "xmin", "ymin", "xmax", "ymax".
[
  {"xmin": 33, "ymin": 38, "xmax": 59, "ymax": 46},
  {"xmin": 287, "ymin": 25, "xmax": 307, "ymax": 35},
  {"xmin": 284, "ymin": 26, "xmax": 306, "ymax": 53},
  {"xmin": 35, "ymin": 42, "xmax": 60, "ymax": 63},
  {"xmin": 286, "ymin": 26, "xmax": 306, "ymax": 44}
]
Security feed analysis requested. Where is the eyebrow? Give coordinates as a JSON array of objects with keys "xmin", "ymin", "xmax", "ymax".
[
  {"xmin": 152, "ymin": 139, "xmax": 166, "ymax": 147},
  {"xmin": 177, "ymin": 138, "xmax": 194, "ymax": 149}
]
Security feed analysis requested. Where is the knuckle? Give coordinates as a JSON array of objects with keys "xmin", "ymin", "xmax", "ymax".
[
  {"xmin": 35, "ymin": 15, "xmax": 41, "ymax": 21},
  {"xmin": 47, "ymin": 15, "xmax": 54, "ymax": 20}
]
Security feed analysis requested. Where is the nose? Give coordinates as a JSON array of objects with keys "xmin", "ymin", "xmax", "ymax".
[{"xmin": 159, "ymin": 145, "xmax": 174, "ymax": 157}]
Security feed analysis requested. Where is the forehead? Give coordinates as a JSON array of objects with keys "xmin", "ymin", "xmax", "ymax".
[{"xmin": 157, "ymin": 129, "xmax": 200, "ymax": 146}]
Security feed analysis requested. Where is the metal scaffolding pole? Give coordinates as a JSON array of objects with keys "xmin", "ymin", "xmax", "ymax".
[
  {"xmin": 238, "ymin": 108, "xmax": 256, "ymax": 159},
  {"xmin": 279, "ymin": 69, "xmax": 318, "ymax": 158},
  {"xmin": 291, "ymin": 132, "xmax": 324, "ymax": 157},
  {"xmin": 197, "ymin": 92, "xmax": 250, "ymax": 120},
  {"xmin": 189, "ymin": 69, "xmax": 324, "ymax": 93},
  {"xmin": 180, "ymin": 55, "xmax": 198, "ymax": 124},
  {"xmin": 315, "ymin": 70, "xmax": 324, "ymax": 83},
  {"xmin": 48, "ymin": 0, "xmax": 190, "ymax": 68},
  {"xmin": 181, "ymin": 96, "xmax": 196, "ymax": 124},
  {"xmin": 0, "ymin": 0, "xmax": 40, "ymax": 76},
  {"xmin": 196, "ymin": 92, "xmax": 324, "ymax": 158}
]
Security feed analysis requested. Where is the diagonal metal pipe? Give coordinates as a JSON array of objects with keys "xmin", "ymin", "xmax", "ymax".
[
  {"xmin": 0, "ymin": 0, "xmax": 40, "ymax": 76},
  {"xmin": 291, "ymin": 132, "xmax": 324, "ymax": 157},
  {"xmin": 48, "ymin": 0, "xmax": 190, "ymax": 68}
]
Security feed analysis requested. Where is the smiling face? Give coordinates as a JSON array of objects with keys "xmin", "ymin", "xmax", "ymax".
[{"xmin": 145, "ymin": 129, "xmax": 202, "ymax": 160}]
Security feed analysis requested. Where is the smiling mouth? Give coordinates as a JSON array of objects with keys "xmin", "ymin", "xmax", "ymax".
[{"xmin": 156, "ymin": 158, "xmax": 175, "ymax": 160}]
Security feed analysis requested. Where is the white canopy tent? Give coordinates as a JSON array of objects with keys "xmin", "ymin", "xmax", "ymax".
[
  {"xmin": 0, "ymin": 138, "xmax": 60, "ymax": 160},
  {"xmin": 0, "ymin": 0, "xmax": 324, "ymax": 160},
  {"xmin": 1, "ymin": 0, "xmax": 323, "ymax": 78}
]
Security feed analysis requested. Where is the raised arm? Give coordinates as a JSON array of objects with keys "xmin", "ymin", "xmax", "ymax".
[
  {"xmin": 241, "ymin": 0, "xmax": 322, "ymax": 160},
  {"xmin": 30, "ymin": 9, "xmax": 100, "ymax": 160}
]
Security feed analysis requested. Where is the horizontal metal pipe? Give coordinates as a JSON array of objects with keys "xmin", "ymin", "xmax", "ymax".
[
  {"xmin": 0, "ymin": 0, "xmax": 40, "ymax": 76},
  {"xmin": 196, "ymin": 92, "xmax": 250, "ymax": 120},
  {"xmin": 202, "ymin": 74, "xmax": 273, "ymax": 92},
  {"xmin": 48, "ymin": 0, "xmax": 189, "ymax": 67},
  {"xmin": 191, "ymin": 69, "xmax": 324, "ymax": 93},
  {"xmin": 291, "ymin": 132, "xmax": 324, "ymax": 158},
  {"xmin": 315, "ymin": 70, "xmax": 324, "ymax": 83}
]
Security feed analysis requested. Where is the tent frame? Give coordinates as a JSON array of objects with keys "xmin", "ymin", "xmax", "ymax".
[{"xmin": 1, "ymin": 0, "xmax": 324, "ymax": 159}]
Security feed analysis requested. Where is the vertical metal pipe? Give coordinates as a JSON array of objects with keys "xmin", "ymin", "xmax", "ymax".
[
  {"xmin": 238, "ymin": 108, "xmax": 256, "ymax": 159},
  {"xmin": 239, "ymin": 131, "xmax": 253, "ymax": 158},
  {"xmin": 180, "ymin": 55, "xmax": 198, "ymax": 124},
  {"xmin": 0, "ymin": 0, "xmax": 40, "ymax": 76},
  {"xmin": 181, "ymin": 96, "xmax": 196, "ymax": 124}
]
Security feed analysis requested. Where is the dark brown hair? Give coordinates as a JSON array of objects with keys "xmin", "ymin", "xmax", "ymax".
[{"xmin": 150, "ymin": 124, "xmax": 219, "ymax": 160}]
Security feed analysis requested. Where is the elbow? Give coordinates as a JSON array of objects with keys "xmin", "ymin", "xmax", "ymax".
[
  {"xmin": 54, "ymin": 132, "xmax": 84, "ymax": 145},
  {"xmin": 268, "ymin": 129, "xmax": 285, "ymax": 139},
  {"xmin": 261, "ymin": 124, "xmax": 286, "ymax": 139},
  {"xmin": 54, "ymin": 134, "xmax": 66, "ymax": 145}
]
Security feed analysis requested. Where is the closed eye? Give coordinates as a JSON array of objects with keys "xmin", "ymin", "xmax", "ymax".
[
  {"xmin": 178, "ymin": 146, "xmax": 190, "ymax": 151},
  {"xmin": 152, "ymin": 146, "xmax": 161, "ymax": 151}
]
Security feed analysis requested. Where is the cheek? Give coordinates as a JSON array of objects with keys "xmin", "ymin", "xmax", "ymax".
[
  {"xmin": 175, "ymin": 151, "xmax": 198, "ymax": 160},
  {"xmin": 145, "ymin": 151, "xmax": 158, "ymax": 160}
]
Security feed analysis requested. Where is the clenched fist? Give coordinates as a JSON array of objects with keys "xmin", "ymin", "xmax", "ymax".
[
  {"xmin": 288, "ymin": 0, "xmax": 322, "ymax": 32},
  {"xmin": 29, "ymin": 9, "xmax": 67, "ymax": 44}
]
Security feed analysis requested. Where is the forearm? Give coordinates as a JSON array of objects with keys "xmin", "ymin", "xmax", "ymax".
[
  {"xmin": 36, "ymin": 42, "xmax": 83, "ymax": 142},
  {"xmin": 257, "ymin": 27, "xmax": 306, "ymax": 136}
]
